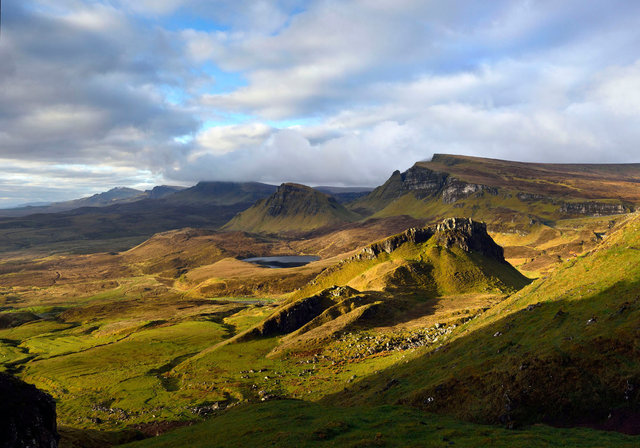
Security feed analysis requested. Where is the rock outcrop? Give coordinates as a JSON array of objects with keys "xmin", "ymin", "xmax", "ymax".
[
  {"xmin": 360, "ymin": 164, "xmax": 499, "ymax": 208},
  {"xmin": 440, "ymin": 178, "xmax": 498, "ymax": 204},
  {"xmin": 560, "ymin": 201, "xmax": 633, "ymax": 216},
  {"xmin": 434, "ymin": 217, "xmax": 505, "ymax": 262},
  {"xmin": 358, "ymin": 227, "xmax": 434, "ymax": 258},
  {"xmin": 0, "ymin": 373, "xmax": 59, "ymax": 448},
  {"xmin": 356, "ymin": 218, "xmax": 505, "ymax": 263},
  {"xmin": 400, "ymin": 166, "xmax": 449, "ymax": 197}
]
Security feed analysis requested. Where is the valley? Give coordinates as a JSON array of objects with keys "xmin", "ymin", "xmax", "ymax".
[{"xmin": 1, "ymin": 155, "xmax": 639, "ymax": 447}]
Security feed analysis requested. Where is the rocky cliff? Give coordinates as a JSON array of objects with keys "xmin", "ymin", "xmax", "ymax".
[
  {"xmin": 434, "ymin": 217, "xmax": 505, "ymax": 262},
  {"xmin": 560, "ymin": 201, "xmax": 633, "ymax": 216},
  {"xmin": 356, "ymin": 217, "xmax": 505, "ymax": 263},
  {"xmin": 0, "ymin": 373, "xmax": 59, "ymax": 448},
  {"xmin": 352, "ymin": 164, "xmax": 499, "ymax": 214}
]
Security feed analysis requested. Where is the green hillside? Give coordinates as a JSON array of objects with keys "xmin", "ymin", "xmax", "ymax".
[
  {"xmin": 294, "ymin": 217, "xmax": 529, "ymax": 299},
  {"xmin": 332, "ymin": 212, "xmax": 640, "ymax": 428},
  {"xmin": 121, "ymin": 400, "xmax": 638, "ymax": 448},
  {"xmin": 224, "ymin": 183, "xmax": 361, "ymax": 234}
]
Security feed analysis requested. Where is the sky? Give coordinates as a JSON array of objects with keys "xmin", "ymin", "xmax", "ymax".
[{"xmin": 1, "ymin": 0, "xmax": 640, "ymax": 207}]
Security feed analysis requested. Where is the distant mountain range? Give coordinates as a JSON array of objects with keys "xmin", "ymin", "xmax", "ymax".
[
  {"xmin": 1, "ymin": 154, "xmax": 639, "ymax": 254},
  {"xmin": 0, "ymin": 186, "xmax": 184, "ymax": 217}
]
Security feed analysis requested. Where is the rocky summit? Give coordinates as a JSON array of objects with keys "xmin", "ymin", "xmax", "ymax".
[{"xmin": 434, "ymin": 217, "xmax": 505, "ymax": 262}]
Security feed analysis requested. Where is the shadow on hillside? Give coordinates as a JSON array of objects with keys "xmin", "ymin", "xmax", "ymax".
[{"xmin": 322, "ymin": 278, "xmax": 640, "ymax": 434}]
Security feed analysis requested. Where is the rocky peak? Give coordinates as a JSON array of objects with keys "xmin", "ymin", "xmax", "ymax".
[
  {"xmin": 0, "ymin": 373, "xmax": 59, "ymax": 448},
  {"xmin": 356, "ymin": 218, "xmax": 505, "ymax": 262},
  {"xmin": 435, "ymin": 217, "xmax": 505, "ymax": 262}
]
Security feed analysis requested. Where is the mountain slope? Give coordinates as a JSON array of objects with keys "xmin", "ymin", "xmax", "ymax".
[
  {"xmin": 351, "ymin": 154, "xmax": 639, "ymax": 218},
  {"xmin": 332, "ymin": 212, "xmax": 640, "ymax": 430},
  {"xmin": 224, "ymin": 218, "xmax": 528, "ymax": 357},
  {"xmin": 0, "ymin": 182, "xmax": 279, "ymax": 254},
  {"xmin": 0, "ymin": 187, "xmax": 145, "ymax": 217},
  {"xmin": 224, "ymin": 183, "xmax": 361, "ymax": 234}
]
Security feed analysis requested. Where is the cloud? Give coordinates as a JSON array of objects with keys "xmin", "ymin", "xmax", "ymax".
[{"xmin": 3, "ymin": 0, "xmax": 640, "ymax": 206}]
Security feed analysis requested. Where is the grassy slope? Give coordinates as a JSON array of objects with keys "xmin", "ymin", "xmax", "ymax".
[
  {"xmin": 359, "ymin": 191, "xmax": 618, "ymax": 276},
  {"xmin": 224, "ymin": 184, "xmax": 360, "ymax": 234},
  {"xmin": 294, "ymin": 237, "xmax": 529, "ymax": 299},
  {"xmin": 121, "ymin": 400, "xmax": 638, "ymax": 448},
  {"xmin": 331, "ymin": 213, "xmax": 640, "ymax": 426}
]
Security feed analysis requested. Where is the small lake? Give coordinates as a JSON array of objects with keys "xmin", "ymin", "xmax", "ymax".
[{"xmin": 241, "ymin": 255, "xmax": 320, "ymax": 268}]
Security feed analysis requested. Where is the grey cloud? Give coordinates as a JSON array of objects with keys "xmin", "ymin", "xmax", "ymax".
[
  {"xmin": 3, "ymin": 0, "xmax": 640, "ymax": 207},
  {"xmin": 0, "ymin": 1, "xmax": 199, "ymax": 163}
]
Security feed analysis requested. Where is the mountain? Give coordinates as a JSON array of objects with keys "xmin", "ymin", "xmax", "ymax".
[
  {"xmin": 143, "ymin": 185, "xmax": 185, "ymax": 199},
  {"xmin": 314, "ymin": 186, "xmax": 373, "ymax": 203},
  {"xmin": 0, "ymin": 186, "xmax": 184, "ymax": 218},
  {"xmin": 351, "ymin": 154, "xmax": 640, "ymax": 219},
  {"xmin": 294, "ymin": 217, "xmax": 528, "ymax": 299},
  {"xmin": 223, "ymin": 183, "xmax": 361, "ymax": 234},
  {"xmin": 0, "ymin": 183, "xmax": 278, "ymax": 254},
  {"xmin": 347, "ymin": 154, "xmax": 640, "ymax": 276},
  {"xmin": 163, "ymin": 181, "xmax": 277, "ymax": 206}
]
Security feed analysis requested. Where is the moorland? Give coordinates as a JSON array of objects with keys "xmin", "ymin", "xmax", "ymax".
[{"xmin": 1, "ymin": 154, "xmax": 640, "ymax": 447}]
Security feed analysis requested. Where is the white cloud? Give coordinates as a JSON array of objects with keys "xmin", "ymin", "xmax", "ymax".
[
  {"xmin": 194, "ymin": 123, "xmax": 273, "ymax": 156},
  {"xmin": 4, "ymin": 0, "xmax": 640, "ymax": 206}
]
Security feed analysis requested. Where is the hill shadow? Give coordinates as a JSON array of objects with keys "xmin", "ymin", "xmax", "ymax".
[{"xmin": 321, "ymin": 279, "xmax": 640, "ymax": 434}]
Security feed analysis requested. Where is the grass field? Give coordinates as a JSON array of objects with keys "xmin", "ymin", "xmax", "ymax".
[
  {"xmin": 121, "ymin": 400, "xmax": 639, "ymax": 448},
  {"xmin": 1, "ymin": 206, "xmax": 639, "ymax": 446}
]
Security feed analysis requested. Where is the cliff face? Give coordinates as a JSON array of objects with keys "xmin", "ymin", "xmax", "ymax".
[
  {"xmin": 354, "ymin": 164, "xmax": 499, "ymax": 214},
  {"xmin": 0, "ymin": 373, "xmax": 59, "ymax": 448},
  {"xmin": 357, "ymin": 217, "xmax": 505, "ymax": 263},
  {"xmin": 560, "ymin": 201, "xmax": 633, "ymax": 216},
  {"xmin": 400, "ymin": 166, "xmax": 496, "ymax": 203},
  {"xmin": 400, "ymin": 166, "xmax": 448, "ymax": 197},
  {"xmin": 434, "ymin": 217, "xmax": 505, "ymax": 262}
]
